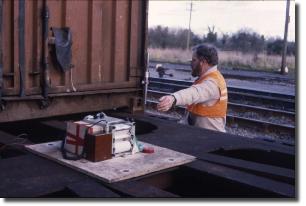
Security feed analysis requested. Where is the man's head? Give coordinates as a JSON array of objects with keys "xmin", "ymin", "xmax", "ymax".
[{"xmin": 190, "ymin": 44, "xmax": 218, "ymax": 77}]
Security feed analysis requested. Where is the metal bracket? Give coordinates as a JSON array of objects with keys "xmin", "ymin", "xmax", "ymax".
[
  {"xmin": 39, "ymin": 97, "xmax": 51, "ymax": 109},
  {"xmin": 0, "ymin": 100, "xmax": 5, "ymax": 111},
  {"xmin": 129, "ymin": 97, "xmax": 144, "ymax": 114}
]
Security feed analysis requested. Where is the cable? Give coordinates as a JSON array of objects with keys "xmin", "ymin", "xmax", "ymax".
[{"xmin": 0, "ymin": 133, "xmax": 29, "ymax": 153}]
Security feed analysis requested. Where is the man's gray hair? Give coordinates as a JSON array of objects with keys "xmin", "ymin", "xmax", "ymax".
[{"xmin": 192, "ymin": 44, "xmax": 218, "ymax": 65}]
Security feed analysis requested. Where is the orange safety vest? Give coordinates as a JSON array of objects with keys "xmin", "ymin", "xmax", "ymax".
[{"xmin": 187, "ymin": 70, "xmax": 228, "ymax": 118}]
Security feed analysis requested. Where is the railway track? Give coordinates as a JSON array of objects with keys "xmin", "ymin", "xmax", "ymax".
[
  {"xmin": 146, "ymin": 78, "xmax": 296, "ymax": 142},
  {"xmin": 145, "ymin": 99, "xmax": 295, "ymax": 144},
  {"xmin": 149, "ymin": 61, "xmax": 296, "ymax": 84},
  {"xmin": 147, "ymin": 89, "xmax": 295, "ymax": 126},
  {"xmin": 148, "ymin": 77, "xmax": 295, "ymax": 112}
]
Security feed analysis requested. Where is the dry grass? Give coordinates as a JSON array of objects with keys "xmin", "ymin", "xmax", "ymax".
[
  {"xmin": 148, "ymin": 48, "xmax": 191, "ymax": 64},
  {"xmin": 148, "ymin": 48, "xmax": 295, "ymax": 73}
]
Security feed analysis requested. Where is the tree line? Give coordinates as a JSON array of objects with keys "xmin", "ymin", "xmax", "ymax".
[{"xmin": 149, "ymin": 25, "xmax": 295, "ymax": 56}]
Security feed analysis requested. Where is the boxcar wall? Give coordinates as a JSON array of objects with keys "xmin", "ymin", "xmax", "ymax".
[{"xmin": 0, "ymin": 0, "xmax": 148, "ymax": 122}]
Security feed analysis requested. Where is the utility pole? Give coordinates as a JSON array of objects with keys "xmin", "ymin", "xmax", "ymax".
[
  {"xmin": 186, "ymin": 1, "xmax": 193, "ymax": 50},
  {"xmin": 281, "ymin": 0, "xmax": 290, "ymax": 74}
]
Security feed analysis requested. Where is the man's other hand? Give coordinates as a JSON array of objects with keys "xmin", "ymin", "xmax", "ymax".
[{"xmin": 157, "ymin": 95, "xmax": 175, "ymax": 112}]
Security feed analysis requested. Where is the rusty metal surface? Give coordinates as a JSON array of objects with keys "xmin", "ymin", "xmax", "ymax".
[
  {"xmin": 0, "ymin": 91, "xmax": 139, "ymax": 122},
  {"xmin": 0, "ymin": 0, "xmax": 147, "ymax": 122}
]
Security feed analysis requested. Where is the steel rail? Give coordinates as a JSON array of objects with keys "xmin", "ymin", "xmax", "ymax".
[
  {"xmin": 147, "ymin": 89, "xmax": 295, "ymax": 125},
  {"xmin": 227, "ymin": 102, "xmax": 295, "ymax": 126},
  {"xmin": 145, "ymin": 99, "xmax": 295, "ymax": 140},
  {"xmin": 149, "ymin": 77, "xmax": 295, "ymax": 100},
  {"xmin": 148, "ymin": 78, "xmax": 295, "ymax": 112}
]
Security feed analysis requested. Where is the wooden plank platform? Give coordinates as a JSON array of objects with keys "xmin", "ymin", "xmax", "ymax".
[{"xmin": 25, "ymin": 141, "xmax": 195, "ymax": 183}]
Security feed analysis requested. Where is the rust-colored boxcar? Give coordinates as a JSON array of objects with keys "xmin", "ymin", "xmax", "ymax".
[{"xmin": 0, "ymin": 0, "xmax": 148, "ymax": 122}]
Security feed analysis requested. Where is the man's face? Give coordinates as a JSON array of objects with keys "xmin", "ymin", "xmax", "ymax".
[{"xmin": 191, "ymin": 53, "xmax": 201, "ymax": 77}]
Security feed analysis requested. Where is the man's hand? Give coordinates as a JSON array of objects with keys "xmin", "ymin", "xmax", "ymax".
[{"xmin": 157, "ymin": 95, "xmax": 175, "ymax": 112}]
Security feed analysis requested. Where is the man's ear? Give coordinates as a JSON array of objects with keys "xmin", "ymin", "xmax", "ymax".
[{"xmin": 199, "ymin": 58, "xmax": 206, "ymax": 67}]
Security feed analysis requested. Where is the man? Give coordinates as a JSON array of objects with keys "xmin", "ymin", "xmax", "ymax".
[
  {"xmin": 156, "ymin": 64, "xmax": 166, "ymax": 78},
  {"xmin": 157, "ymin": 44, "xmax": 228, "ymax": 132}
]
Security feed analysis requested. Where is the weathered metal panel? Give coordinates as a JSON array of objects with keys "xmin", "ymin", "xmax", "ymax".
[{"xmin": 0, "ymin": 0, "xmax": 148, "ymax": 122}]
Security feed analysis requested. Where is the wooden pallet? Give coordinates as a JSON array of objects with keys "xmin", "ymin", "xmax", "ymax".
[{"xmin": 26, "ymin": 141, "xmax": 195, "ymax": 183}]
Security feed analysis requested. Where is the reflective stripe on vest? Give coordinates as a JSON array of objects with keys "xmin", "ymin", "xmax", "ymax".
[{"xmin": 187, "ymin": 70, "xmax": 228, "ymax": 118}]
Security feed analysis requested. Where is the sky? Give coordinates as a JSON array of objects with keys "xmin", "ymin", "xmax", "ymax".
[{"xmin": 148, "ymin": 0, "xmax": 296, "ymax": 42}]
